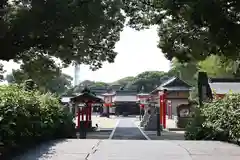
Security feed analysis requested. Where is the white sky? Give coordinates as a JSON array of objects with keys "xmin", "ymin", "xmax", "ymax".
[{"xmin": 2, "ymin": 26, "xmax": 170, "ymax": 83}]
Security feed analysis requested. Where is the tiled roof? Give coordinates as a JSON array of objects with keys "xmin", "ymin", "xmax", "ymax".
[
  {"xmin": 157, "ymin": 86, "xmax": 192, "ymax": 91},
  {"xmin": 137, "ymin": 93, "xmax": 150, "ymax": 96},
  {"xmin": 61, "ymin": 95, "xmax": 104, "ymax": 103},
  {"xmin": 209, "ymin": 82, "xmax": 240, "ymax": 94},
  {"xmin": 115, "ymin": 90, "xmax": 137, "ymax": 96},
  {"xmin": 113, "ymin": 95, "xmax": 137, "ymax": 102},
  {"xmin": 151, "ymin": 77, "xmax": 191, "ymax": 93},
  {"xmin": 161, "ymin": 77, "xmax": 191, "ymax": 88},
  {"xmin": 209, "ymin": 78, "xmax": 240, "ymax": 83},
  {"xmin": 102, "ymin": 92, "xmax": 116, "ymax": 96}
]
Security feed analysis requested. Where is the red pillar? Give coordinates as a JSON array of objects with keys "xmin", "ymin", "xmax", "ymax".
[
  {"xmin": 162, "ymin": 93, "xmax": 166, "ymax": 129},
  {"xmin": 89, "ymin": 102, "xmax": 92, "ymax": 121},
  {"xmin": 86, "ymin": 105, "xmax": 89, "ymax": 122},
  {"xmin": 81, "ymin": 108, "xmax": 84, "ymax": 121},
  {"xmin": 77, "ymin": 107, "xmax": 80, "ymax": 129},
  {"xmin": 159, "ymin": 94, "xmax": 163, "ymax": 125}
]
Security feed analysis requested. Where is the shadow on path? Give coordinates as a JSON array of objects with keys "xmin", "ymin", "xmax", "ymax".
[
  {"xmin": 12, "ymin": 139, "xmax": 68, "ymax": 160},
  {"xmin": 111, "ymin": 118, "xmax": 147, "ymax": 140},
  {"xmin": 111, "ymin": 127, "xmax": 147, "ymax": 140}
]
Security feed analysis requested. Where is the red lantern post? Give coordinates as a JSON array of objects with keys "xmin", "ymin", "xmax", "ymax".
[
  {"xmin": 81, "ymin": 107, "xmax": 84, "ymax": 121},
  {"xmin": 159, "ymin": 91, "xmax": 167, "ymax": 129},
  {"xmin": 103, "ymin": 95, "xmax": 113, "ymax": 117},
  {"xmin": 76, "ymin": 108, "xmax": 81, "ymax": 129},
  {"xmin": 88, "ymin": 102, "xmax": 92, "ymax": 122},
  {"xmin": 85, "ymin": 103, "xmax": 89, "ymax": 124},
  {"xmin": 162, "ymin": 92, "xmax": 166, "ymax": 129},
  {"xmin": 159, "ymin": 94, "xmax": 163, "ymax": 125}
]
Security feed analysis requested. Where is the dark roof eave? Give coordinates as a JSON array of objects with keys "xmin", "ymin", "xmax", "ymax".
[
  {"xmin": 209, "ymin": 78, "xmax": 240, "ymax": 83},
  {"xmin": 70, "ymin": 93, "xmax": 104, "ymax": 103},
  {"xmin": 150, "ymin": 88, "xmax": 158, "ymax": 94},
  {"xmin": 161, "ymin": 76, "xmax": 192, "ymax": 88},
  {"xmin": 150, "ymin": 87, "xmax": 192, "ymax": 94}
]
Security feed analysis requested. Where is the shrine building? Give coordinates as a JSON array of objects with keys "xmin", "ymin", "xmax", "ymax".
[{"xmin": 150, "ymin": 77, "xmax": 192, "ymax": 116}]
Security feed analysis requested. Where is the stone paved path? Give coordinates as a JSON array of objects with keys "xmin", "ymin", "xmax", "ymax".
[
  {"xmin": 110, "ymin": 117, "xmax": 148, "ymax": 140},
  {"xmin": 15, "ymin": 139, "xmax": 240, "ymax": 160}
]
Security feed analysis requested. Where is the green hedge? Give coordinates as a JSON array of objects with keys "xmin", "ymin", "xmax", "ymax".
[
  {"xmin": 185, "ymin": 94, "xmax": 240, "ymax": 142},
  {"xmin": 0, "ymin": 85, "xmax": 75, "ymax": 158}
]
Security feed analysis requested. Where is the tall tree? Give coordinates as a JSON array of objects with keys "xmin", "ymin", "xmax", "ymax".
[
  {"xmin": 20, "ymin": 54, "xmax": 61, "ymax": 88},
  {"xmin": 6, "ymin": 69, "xmax": 72, "ymax": 94},
  {"xmin": 168, "ymin": 58, "xmax": 199, "ymax": 85},
  {"xmin": 45, "ymin": 73, "xmax": 73, "ymax": 94},
  {"xmin": 6, "ymin": 69, "xmax": 28, "ymax": 84},
  {"xmin": 112, "ymin": 76, "xmax": 135, "ymax": 86},
  {"xmin": 198, "ymin": 55, "xmax": 238, "ymax": 78}
]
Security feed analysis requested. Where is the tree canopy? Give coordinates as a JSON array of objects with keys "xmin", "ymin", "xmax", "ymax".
[
  {"xmin": 198, "ymin": 55, "xmax": 240, "ymax": 78},
  {"xmin": 3, "ymin": 0, "xmax": 236, "ymax": 68},
  {"xmin": 6, "ymin": 69, "xmax": 72, "ymax": 94},
  {"xmin": 168, "ymin": 58, "xmax": 199, "ymax": 85},
  {"xmin": 128, "ymin": 71, "xmax": 168, "ymax": 92},
  {"xmin": 65, "ymin": 71, "xmax": 170, "ymax": 95},
  {"xmin": 1, "ymin": 0, "xmax": 124, "ymax": 70},
  {"xmin": 123, "ymin": 0, "xmax": 240, "ymax": 62},
  {"xmin": 111, "ymin": 76, "xmax": 135, "ymax": 86}
]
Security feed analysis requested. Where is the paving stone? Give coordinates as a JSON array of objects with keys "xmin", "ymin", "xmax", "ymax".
[
  {"xmin": 13, "ymin": 117, "xmax": 240, "ymax": 160},
  {"xmin": 14, "ymin": 139, "xmax": 100, "ymax": 160},
  {"xmin": 111, "ymin": 118, "xmax": 147, "ymax": 140},
  {"xmin": 14, "ymin": 139, "xmax": 240, "ymax": 160}
]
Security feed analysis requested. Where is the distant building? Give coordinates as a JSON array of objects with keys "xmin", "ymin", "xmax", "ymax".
[
  {"xmin": 114, "ymin": 90, "xmax": 139, "ymax": 115},
  {"xmin": 61, "ymin": 78, "xmax": 192, "ymax": 117},
  {"xmin": 88, "ymin": 86, "xmax": 109, "ymax": 99}
]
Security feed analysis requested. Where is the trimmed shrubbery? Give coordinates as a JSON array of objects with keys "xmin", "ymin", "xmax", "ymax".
[
  {"xmin": 185, "ymin": 94, "xmax": 240, "ymax": 143},
  {"xmin": 0, "ymin": 85, "xmax": 75, "ymax": 158}
]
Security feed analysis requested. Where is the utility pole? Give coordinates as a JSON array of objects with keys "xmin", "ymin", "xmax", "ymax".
[{"xmin": 74, "ymin": 62, "xmax": 80, "ymax": 86}]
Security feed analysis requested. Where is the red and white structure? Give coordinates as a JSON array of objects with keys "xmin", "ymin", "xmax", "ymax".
[
  {"xmin": 159, "ymin": 91, "xmax": 167, "ymax": 129},
  {"xmin": 136, "ymin": 93, "xmax": 151, "ymax": 110},
  {"xmin": 102, "ymin": 92, "xmax": 115, "ymax": 114}
]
